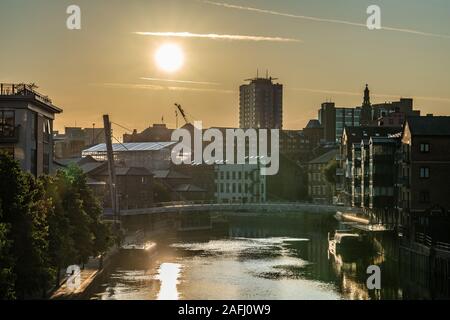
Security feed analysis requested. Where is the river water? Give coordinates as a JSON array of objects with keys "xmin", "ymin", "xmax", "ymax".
[{"xmin": 90, "ymin": 214, "xmax": 440, "ymax": 300}]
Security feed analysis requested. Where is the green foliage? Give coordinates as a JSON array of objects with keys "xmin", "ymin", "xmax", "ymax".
[
  {"xmin": 0, "ymin": 206, "xmax": 15, "ymax": 300},
  {"xmin": 153, "ymin": 180, "xmax": 172, "ymax": 203},
  {"xmin": 323, "ymin": 160, "xmax": 338, "ymax": 185},
  {"xmin": 0, "ymin": 152, "xmax": 112, "ymax": 299},
  {"xmin": 0, "ymin": 152, "xmax": 53, "ymax": 298}
]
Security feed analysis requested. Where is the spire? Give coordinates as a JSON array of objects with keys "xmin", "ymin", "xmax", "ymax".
[{"xmin": 363, "ymin": 84, "xmax": 371, "ymax": 106}]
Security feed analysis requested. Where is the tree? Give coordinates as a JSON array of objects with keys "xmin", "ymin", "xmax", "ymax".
[
  {"xmin": 0, "ymin": 204, "xmax": 15, "ymax": 300},
  {"xmin": 58, "ymin": 164, "xmax": 112, "ymax": 266},
  {"xmin": 323, "ymin": 160, "xmax": 338, "ymax": 185},
  {"xmin": 57, "ymin": 169, "xmax": 93, "ymax": 267},
  {"xmin": 40, "ymin": 175, "xmax": 76, "ymax": 287},
  {"xmin": 0, "ymin": 152, "xmax": 53, "ymax": 299},
  {"xmin": 0, "ymin": 153, "xmax": 113, "ymax": 298}
]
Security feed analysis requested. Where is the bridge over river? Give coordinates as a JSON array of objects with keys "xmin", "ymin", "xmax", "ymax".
[{"xmin": 105, "ymin": 201, "xmax": 352, "ymax": 217}]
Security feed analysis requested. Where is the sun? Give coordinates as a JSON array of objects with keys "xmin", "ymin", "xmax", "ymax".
[{"xmin": 154, "ymin": 43, "xmax": 184, "ymax": 73}]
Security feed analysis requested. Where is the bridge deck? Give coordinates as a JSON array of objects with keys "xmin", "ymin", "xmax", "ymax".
[{"xmin": 105, "ymin": 202, "xmax": 352, "ymax": 217}]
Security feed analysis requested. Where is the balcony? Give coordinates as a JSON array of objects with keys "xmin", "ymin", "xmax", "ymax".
[
  {"xmin": 0, "ymin": 126, "xmax": 20, "ymax": 143},
  {"xmin": 336, "ymin": 168, "xmax": 344, "ymax": 176}
]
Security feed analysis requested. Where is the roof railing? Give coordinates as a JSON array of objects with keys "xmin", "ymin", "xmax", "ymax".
[{"xmin": 0, "ymin": 83, "xmax": 52, "ymax": 104}]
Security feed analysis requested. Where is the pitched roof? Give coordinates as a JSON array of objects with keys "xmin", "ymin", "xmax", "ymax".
[
  {"xmin": 306, "ymin": 119, "xmax": 322, "ymax": 129},
  {"xmin": 92, "ymin": 166, "xmax": 152, "ymax": 177},
  {"xmin": 309, "ymin": 149, "xmax": 337, "ymax": 164},
  {"xmin": 115, "ymin": 167, "xmax": 152, "ymax": 176},
  {"xmin": 152, "ymin": 169, "xmax": 190, "ymax": 179},
  {"xmin": 79, "ymin": 161, "xmax": 105, "ymax": 175},
  {"xmin": 343, "ymin": 126, "xmax": 402, "ymax": 144},
  {"xmin": 173, "ymin": 184, "xmax": 206, "ymax": 192},
  {"xmin": 406, "ymin": 116, "xmax": 450, "ymax": 136}
]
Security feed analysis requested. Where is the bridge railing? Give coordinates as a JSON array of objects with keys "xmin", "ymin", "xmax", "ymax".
[{"xmin": 150, "ymin": 200, "xmax": 337, "ymax": 208}]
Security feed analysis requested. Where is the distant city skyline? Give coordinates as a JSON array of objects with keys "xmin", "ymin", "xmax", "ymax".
[{"xmin": 1, "ymin": 0, "xmax": 449, "ymax": 137}]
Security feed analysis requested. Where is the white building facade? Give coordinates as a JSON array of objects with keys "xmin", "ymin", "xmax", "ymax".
[{"xmin": 214, "ymin": 164, "xmax": 266, "ymax": 203}]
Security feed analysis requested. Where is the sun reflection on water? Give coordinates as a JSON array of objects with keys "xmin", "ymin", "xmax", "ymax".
[{"xmin": 155, "ymin": 263, "xmax": 182, "ymax": 300}]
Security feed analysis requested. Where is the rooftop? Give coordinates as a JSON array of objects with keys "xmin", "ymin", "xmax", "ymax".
[
  {"xmin": 305, "ymin": 119, "xmax": 322, "ymax": 129},
  {"xmin": 406, "ymin": 116, "xmax": 450, "ymax": 136},
  {"xmin": 0, "ymin": 83, "xmax": 62, "ymax": 114},
  {"xmin": 343, "ymin": 126, "xmax": 402, "ymax": 144},
  {"xmin": 83, "ymin": 142, "xmax": 176, "ymax": 153},
  {"xmin": 309, "ymin": 149, "xmax": 337, "ymax": 164}
]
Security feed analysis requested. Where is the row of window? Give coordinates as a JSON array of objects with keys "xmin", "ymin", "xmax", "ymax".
[
  {"xmin": 309, "ymin": 185, "xmax": 328, "ymax": 196},
  {"xmin": 218, "ymin": 182, "xmax": 264, "ymax": 194},
  {"xmin": 309, "ymin": 172, "xmax": 324, "ymax": 182},
  {"xmin": 216, "ymin": 170, "xmax": 259, "ymax": 180}
]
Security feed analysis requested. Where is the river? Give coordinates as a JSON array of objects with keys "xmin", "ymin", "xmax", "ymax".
[{"xmin": 89, "ymin": 213, "xmax": 441, "ymax": 300}]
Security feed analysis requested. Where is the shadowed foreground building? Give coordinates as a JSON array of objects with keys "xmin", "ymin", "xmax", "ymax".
[
  {"xmin": 0, "ymin": 83, "xmax": 62, "ymax": 175},
  {"xmin": 398, "ymin": 117, "xmax": 450, "ymax": 241},
  {"xmin": 396, "ymin": 116, "xmax": 450, "ymax": 287},
  {"xmin": 308, "ymin": 149, "xmax": 337, "ymax": 204}
]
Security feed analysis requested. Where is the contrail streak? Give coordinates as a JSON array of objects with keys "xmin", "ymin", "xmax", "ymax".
[
  {"xmin": 202, "ymin": 0, "xmax": 450, "ymax": 40},
  {"xmin": 133, "ymin": 31, "xmax": 301, "ymax": 42},
  {"xmin": 94, "ymin": 83, "xmax": 235, "ymax": 94},
  {"xmin": 141, "ymin": 77, "xmax": 220, "ymax": 86}
]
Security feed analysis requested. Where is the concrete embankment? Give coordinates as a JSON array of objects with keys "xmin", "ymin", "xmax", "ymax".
[{"xmin": 50, "ymin": 246, "xmax": 119, "ymax": 300}]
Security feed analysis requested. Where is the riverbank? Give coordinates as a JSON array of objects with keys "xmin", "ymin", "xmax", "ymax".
[{"xmin": 50, "ymin": 246, "xmax": 120, "ymax": 300}]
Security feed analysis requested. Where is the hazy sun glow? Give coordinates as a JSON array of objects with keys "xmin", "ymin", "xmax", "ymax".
[{"xmin": 155, "ymin": 43, "xmax": 184, "ymax": 73}]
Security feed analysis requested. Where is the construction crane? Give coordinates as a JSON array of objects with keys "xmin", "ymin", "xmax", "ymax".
[{"xmin": 174, "ymin": 103, "xmax": 190, "ymax": 126}]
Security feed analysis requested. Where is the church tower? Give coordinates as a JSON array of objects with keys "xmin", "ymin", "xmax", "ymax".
[{"xmin": 361, "ymin": 84, "xmax": 372, "ymax": 126}]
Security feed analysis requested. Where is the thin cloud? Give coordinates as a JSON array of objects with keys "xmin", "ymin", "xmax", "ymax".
[
  {"xmin": 202, "ymin": 0, "xmax": 450, "ymax": 40},
  {"xmin": 133, "ymin": 31, "xmax": 301, "ymax": 42},
  {"xmin": 93, "ymin": 82, "xmax": 235, "ymax": 94},
  {"xmin": 141, "ymin": 77, "xmax": 220, "ymax": 86},
  {"xmin": 292, "ymin": 87, "xmax": 450, "ymax": 104}
]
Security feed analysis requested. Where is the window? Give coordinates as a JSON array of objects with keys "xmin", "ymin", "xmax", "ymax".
[
  {"xmin": 0, "ymin": 111, "xmax": 15, "ymax": 137},
  {"xmin": 43, "ymin": 119, "xmax": 51, "ymax": 143},
  {"xmin": 420, "ymin": 143, "xmax": 430, "ymax": 153},
  {"xmin": 420, "ymin": 167, "xmax": 430, "ymax": 179},
  {"xmin": 420, "ymin": 191, "xmax": 430, "ymax": 203}
]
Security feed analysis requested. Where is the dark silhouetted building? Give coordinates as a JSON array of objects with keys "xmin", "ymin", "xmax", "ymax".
[
  {"xmin": 240, "ymin": 76, "xmax": 283, "ymax": 129},
  {"xmin": 54, "ymin": 126, "xmax": 105, "ymax": 159},
  {"xmin": 318, "ymin": 102, "xmax": 361, "ymax": 143},
  {"xmin": 123, "ymin": 123, "xmax": 173, "ymax": 143},
  {"xmin": 308, "ymin": 149, "xmax": 337, "ymax": 204}
]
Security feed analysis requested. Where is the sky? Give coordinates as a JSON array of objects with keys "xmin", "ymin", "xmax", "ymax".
[{"xmin": 1, "ymin": 0, "xmax": 450, "ymax": 138}]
